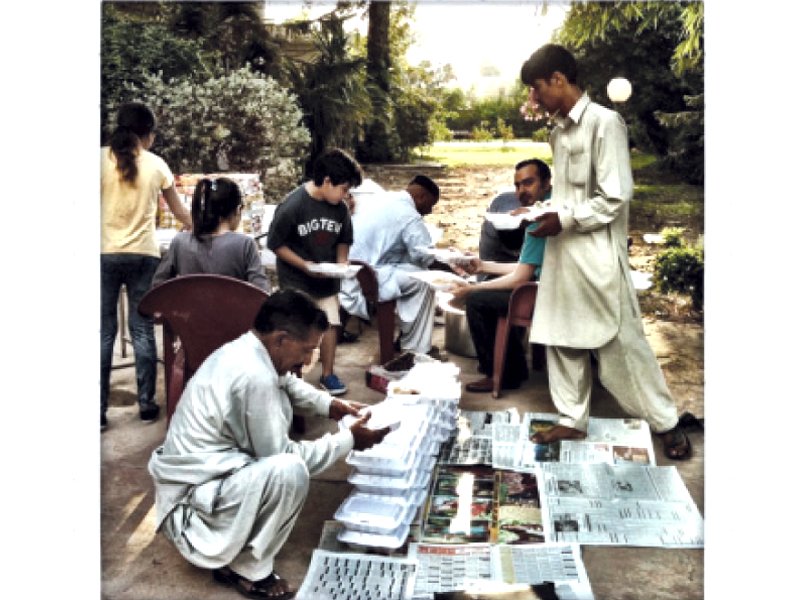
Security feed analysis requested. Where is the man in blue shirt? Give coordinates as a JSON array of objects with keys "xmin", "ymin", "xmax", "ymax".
[
  {"xmin": 478, "ymin": 159, "xmax": 552, "ymax": 279},
  {"xmin": 451, "ymin": 161, "xmax": 550, "ymax": 393}
]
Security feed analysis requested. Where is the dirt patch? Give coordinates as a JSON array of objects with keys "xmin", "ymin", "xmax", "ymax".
[{"xmin": 362, "ymin": 163, "xmax": 702, "ymax": 324}]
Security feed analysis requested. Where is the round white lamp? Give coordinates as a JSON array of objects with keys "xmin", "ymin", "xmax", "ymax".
[{"xmin": 607, "ymin": 77, "xmax": 632, "ymax": 103}]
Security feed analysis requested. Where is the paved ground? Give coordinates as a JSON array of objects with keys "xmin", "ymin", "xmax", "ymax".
[{"xmin": 101, "ymin": 310, "xmax": 704, "ymax": 600}]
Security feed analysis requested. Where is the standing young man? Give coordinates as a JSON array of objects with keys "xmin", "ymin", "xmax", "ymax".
[
  {"xmin": 267, "ymin": 148, "xmax": 363, "ymax": 395},
  {"xmin": 520, "ymin": 44, "xmax": 690, "ymax": 460}
]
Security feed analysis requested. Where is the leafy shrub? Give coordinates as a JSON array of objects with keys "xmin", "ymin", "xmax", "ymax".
[
  {"xmin": 653, "ymin": 245, "xmax": 704, "ymax": 310},
  {"xmin": 471, "ymin": 121, "xmax": 494, "ymax": 142},
  {"xmin": 660, "ymin": 226, "xmax": 685, "ymax": 248},
  {"xmin": 531, "ymin": 127, "xmax": 550, "ymax": 143},
  {"xmin": 496, "ymin": 118, "xmax": 515, "ymax": 144},
  {"xmin": 109, "ymin": 67, "xmax": 310, "ymax": 203}
]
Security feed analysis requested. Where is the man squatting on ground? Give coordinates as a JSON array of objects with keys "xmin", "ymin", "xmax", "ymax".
[
  {"xmin": 519, "ymin": 43, "xmax": 691, "ymax": 460},
  {"xmin": 148, "ymin": 289, "xmax": 391, "ymax": 599}
]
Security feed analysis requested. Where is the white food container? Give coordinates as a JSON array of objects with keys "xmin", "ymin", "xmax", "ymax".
[{"xmin": 334, "ymin": 492, "xmax": 417, "ymax": 535}]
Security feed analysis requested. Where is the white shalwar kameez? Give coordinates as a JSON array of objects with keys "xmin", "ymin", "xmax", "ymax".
[
  {"xmin": 339, "ymin": 189, "xmax": 437, "ymax": 353},
  {"xmin": 148, "ymin": 331, "xmax": 354, "ymax": 581},
  {"xmin": 531, "ymin": 94, "xmax": 678, "ymax": 434}
]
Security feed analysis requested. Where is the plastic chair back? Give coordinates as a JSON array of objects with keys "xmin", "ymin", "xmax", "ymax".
[
  {"xmin": 492, "ymin": 282, "xmax": 538, "ymax": 398},
  {"xmin": 138, "ymin": 274, "xmax": 269, "ymax": 419}
]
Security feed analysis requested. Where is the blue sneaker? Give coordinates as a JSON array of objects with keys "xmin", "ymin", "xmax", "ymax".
[{"xmin": 319, "ymin": 373, "xmax": 347, "ymax": 396}]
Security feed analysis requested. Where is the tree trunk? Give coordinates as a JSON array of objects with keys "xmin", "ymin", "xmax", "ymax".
[{"xmin": 361, "ymin": 0, "xmax": 393, "ymax": 162}]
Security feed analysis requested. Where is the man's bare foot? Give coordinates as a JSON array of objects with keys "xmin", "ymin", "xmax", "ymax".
[{"xmin": 532, "ymin": 424, "xmax": 587, "ymax": 444}]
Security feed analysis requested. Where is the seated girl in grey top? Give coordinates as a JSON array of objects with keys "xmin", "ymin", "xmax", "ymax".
[{"xmin": 152, "ymin": 177, "xmax": 270, "ymax": 291}]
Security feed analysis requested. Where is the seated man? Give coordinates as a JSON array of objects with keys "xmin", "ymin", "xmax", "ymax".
[
  {"xmin": 478, "ymin": 159, "xmax": 552, "ymax": 279},
  {"xmin": 339, "ymin": 175, "xmax": 448, "ymax": 356},
  {"xmin": 450, "ymin": 213, "xmax": 546, "ymax": 393},
  {"xmin": 148, "ymin": 289, "xmax": 390, "ymax": 600}
]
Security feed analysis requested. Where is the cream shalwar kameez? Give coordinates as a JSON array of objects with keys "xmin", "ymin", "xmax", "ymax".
[
  {"xmin": 148, "ymin": 331, "xmax": 354, "ymax": 581},
  {"xmin": 339, "ymin": 188, "xmax": 437, "ymax": 353},
  {"xmin": 530, "ymin": 94, "xmax": 678, "ymax": 434}
]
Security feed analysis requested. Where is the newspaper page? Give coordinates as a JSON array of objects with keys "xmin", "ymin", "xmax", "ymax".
[
  {"xmin": 407, "ymin": 543, "xmax": 493, "ymax": 594},
  {"xmin": 296, "ymin": 549, "xmax": 418, "ymax": 600},
  {"xmin": 495, "ymin": 543, "xmax": 594, "ymax": 600},
  {"xmin": 420, "ymin": 466, "xmax": 547, "ymax": 545},
  {"xmin": 408, "ymin": 542, "xmax": 593, "ymax": 599},
  {"xmin": 493, "ymin": 414, "xmax": 657, "ymax": 471},
  {"xmin": 538, "ymin": 463, "xmax": 704, "ymax": 547},
  {"xmin": 437, "ymin": 409, "xmax": 520, "ymax": 466}
]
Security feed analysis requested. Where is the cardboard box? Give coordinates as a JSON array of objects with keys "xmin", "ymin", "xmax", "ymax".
[
  {"xmin": 365, "ymin": 365, "xmax": 407, "ymax": 394},
  {"xmin": 365, "ymin": 352, "xmax": 432, "ymax": 394}
]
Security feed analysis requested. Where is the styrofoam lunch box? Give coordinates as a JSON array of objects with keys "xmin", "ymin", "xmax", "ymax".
[
  {"xmin": 337, "ymin": 521, "xmax": 411, "ymax": 550},
  {"xmin": 334, "ymin": 492, "xmax": 417, "ymax": 534},
  {"xmin": 348, "ymin": 466, "xmax": 429, "ymax": 495}
]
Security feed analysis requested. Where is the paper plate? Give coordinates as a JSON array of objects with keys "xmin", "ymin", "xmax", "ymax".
[
  {"xmin": 407, "ymin": 270, "xmax": 467, "ymax": 292},
  {"xmin": 308, "ymin": 263, "xmax": 363, "ymax": 278}
]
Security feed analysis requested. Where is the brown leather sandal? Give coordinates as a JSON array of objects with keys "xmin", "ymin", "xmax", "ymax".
[{"xmin": 658, "ymin": 426, "xmax": 692, "ymax": 461}]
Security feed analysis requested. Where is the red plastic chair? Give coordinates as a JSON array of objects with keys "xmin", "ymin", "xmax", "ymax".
[
  {"xmin": 492, "ymin": 282, "xmax": 539, "ymax": 399},
  {"xmin": 138, "ymin": 274, "xmax": 270, "ymax": 421},
  {"xmin": 350, "ymin": 259, "xmax": 397, "ymax": 365}
]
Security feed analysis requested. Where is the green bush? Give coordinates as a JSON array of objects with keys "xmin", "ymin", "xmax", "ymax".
[
  {"xmin": 531, "ymin": 127, "xmax": 550, "ymax": 143},
  {"xmin": 471, "ymin": 121, "xmax": 494, "ymax": 142},
  {"xmin": 111, "ymin": 67, "xmax": 311, "ymax": 203},
  {"xmin": 660, "ymin": 226, "xmax": 685, "ymax": 248},
  {"xmin": 653, "ymin": 245, "xmax": 704, "ymax": 310}
]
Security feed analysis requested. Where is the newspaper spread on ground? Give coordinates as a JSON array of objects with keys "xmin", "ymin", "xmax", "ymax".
[
  {"xmin": 437, "ymin": 408, "xmax": 520, "ymax": 466},
  {"xmin": 420, "ymin": 465, "xmax": 548, "ymax": 545},
  {"xmin": 493, "ymin": 413, "xmax": 657, "ymax": 471},
  {"xmin": 407, "ymin": 542, "xmax": 594, "ymax": 599},
  {"xmin": 538, "ymin": 462, "xmax": 704, "ymax": 547},
  {"xmin": 296, "ymin": 549, "xmax": 418, "ymax": 600},
  {"xmin": 302, "ymin": 409, "xmax": 700, "ymax": 600}
]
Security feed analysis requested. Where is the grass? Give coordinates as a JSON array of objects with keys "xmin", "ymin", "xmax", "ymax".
[
  {"xmin": 413, "ymin": 140, "xmax": 703, "ymax": 235},
  {"xmin": 414, "ymin": 140, "xmax": 552, "ymax": 167}
]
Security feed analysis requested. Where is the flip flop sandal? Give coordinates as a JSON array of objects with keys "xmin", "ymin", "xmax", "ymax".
[
  {"xmin": 213, "ymin": 568, "xmax": 295, "ymax": 600},
  {"xmin": 660, "ymin": 426, "xmax": 692, "ymax": 461}
]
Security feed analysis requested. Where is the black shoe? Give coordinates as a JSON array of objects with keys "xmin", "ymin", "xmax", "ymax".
[
  {"xmin": 338, "ymin": 330, "xmax": 359, "ymax": 344},
  {"xmin": 140, "ymin": 404, "xmax": 160, "ymax": 422},
  {"xmin": 101, "ymin": 413, "xmax": 108, "ymax": 431}
]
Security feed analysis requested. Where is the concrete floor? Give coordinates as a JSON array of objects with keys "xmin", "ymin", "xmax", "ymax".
[{"xmin": 101, "ymin": 316, "xmax": 704, "ymax": 600}]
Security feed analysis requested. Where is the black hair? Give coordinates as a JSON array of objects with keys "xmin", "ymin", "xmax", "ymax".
[
  {"xmin": 191, "ymin": 177, "xmax": 243, "ymax": 241},
  {"xmin": 253, "ymin": 289, "xmax": 330, "ymax": 339},
  {"xmin": 520, "ymin": 44, "xmax": 578, "ymax": 86},
  {"xmin": 109, "ymin": 102, "xmax": 157, "ymax": 185},
  {"xmin": 514, "ymin": 158, "xmax": 552, "ymax": 182},
  {"xmin": 409, "ymin": 174, "xmax": 440, "ymax": 201},
  {"xmin": 311, "ymin": 148, "xmax": 363, "ymax": 188}
]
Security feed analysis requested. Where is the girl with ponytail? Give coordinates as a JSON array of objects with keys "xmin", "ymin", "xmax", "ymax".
[
  {"xmin": 152, "ymin": 177, "xmax": 270, "ymax": 292},
  {"xmin": 100, "ymin": 102, "xmax": 192, "ymax": 429}
]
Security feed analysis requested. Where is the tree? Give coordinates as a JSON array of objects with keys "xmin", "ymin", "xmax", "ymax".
[
  {"xmin": 101, "ymin": 2, "xmax": 212, "ymax": 142},
  {"xmin": 166, "ymin": 1, "xmax": 283, "ymax": 77},
  {"xmin": 556, "ymin": 1, "xmax": 703, "ymax": 76},
  {"xmin": 555, "ymin": 1, "xmax": 704, "ymax": 181},
  {"xmin": 284, "ymin": 10, "xmax": 370, "ymax": 175},
  {"xmin": 359, "ymin": 0, "xmax": 395, "ymax": 161}
]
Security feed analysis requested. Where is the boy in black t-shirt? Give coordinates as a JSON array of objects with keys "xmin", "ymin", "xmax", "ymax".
[{"xmin": 267, "ymin": 148, "xmax": 363, "ymax": 395}]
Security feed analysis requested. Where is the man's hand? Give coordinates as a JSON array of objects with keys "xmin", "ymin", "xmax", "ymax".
[
  {"xmin": 448, "ymin": 284, "xmax": 471, "ymax": 310},
  {"xmin": 453, "ymin": 256, "xmax": 481, "ymax": 276},
  {"xmin": 350, "ymin": 413, "xmax": 391, "ymax": 451},
  {"xmin": 328, "ymin": 398, "xmax": 366, "ymax": 420},
  {"xmin": 530, "ymin": 212, "xmax": 562, "ymax": 237}
]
